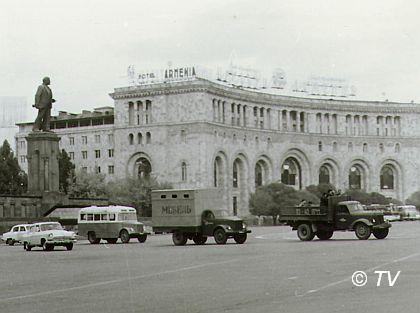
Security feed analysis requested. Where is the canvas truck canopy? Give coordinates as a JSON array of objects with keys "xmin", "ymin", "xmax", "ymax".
[{"xmin": 152, "ymin": 189, "xmax": 225, "ymax": 228}]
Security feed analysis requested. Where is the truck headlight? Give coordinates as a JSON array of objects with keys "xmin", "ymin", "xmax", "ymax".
[
  {"xmin": 242, "ymin": 222, "xmax": 246, "ymax": 229},
  {"xmin": 226, "ymin": 226, "xmax": 232, "ymax": 230},
  {"xmin": 372, "ymin": 218, "xmax": 376, "ymax": 223}
]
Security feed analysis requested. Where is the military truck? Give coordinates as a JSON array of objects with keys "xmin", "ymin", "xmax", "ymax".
[
  {"xmin": 279, "ymin": 195, "xmax": 391, "ymax": 241},
  {"xmin": 152, "ymin": 189, "xmax": 251, "ymax": 245}
]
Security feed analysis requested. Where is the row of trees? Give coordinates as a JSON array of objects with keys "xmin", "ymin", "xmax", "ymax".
[{"xmin": 249, "ymin": 182, "xmax": 406, "ymax": 224}]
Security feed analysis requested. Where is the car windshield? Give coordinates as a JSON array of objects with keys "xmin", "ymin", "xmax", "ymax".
[
  {"xmin": 213, "ymin": 210, "xmax": 230, "ymax": 218},
  {"xmin": 118, "ymin": 212, "xmax": 138, "ymax": 221},
  {"xmin": 40, "ymin": 223, "xmax": 63, "ymax": 231},
  {"xmin": 347, "ymin": 203, "xmax": 365, "ymax": 212}
]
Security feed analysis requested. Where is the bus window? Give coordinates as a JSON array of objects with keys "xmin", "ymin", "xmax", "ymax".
[
  {"xmin": 109, "ymin": 213, "xmax": 116, "ymax": 221},
  {"xmin": 80, "ymin": 214, "xmax": 86, "ymax": 221},
  {"xmin": 101, "ymin": 214, "xmax": 108, "ymax": 221},
  {"xmin": 94, "ymin": 214, "xmax": 101, "ymax": 221},
  {"xmin": 87, "ymin": 214, "xmax": 94, "ymax": 221}
]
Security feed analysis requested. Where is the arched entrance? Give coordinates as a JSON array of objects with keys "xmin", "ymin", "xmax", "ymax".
[
  {"xmin": 136, "ymin": 157, "xmax": 151, "ymax": 179},
  {"xmin": 281, "ymin": 157, "xmax": 301, "ymax": 189}
]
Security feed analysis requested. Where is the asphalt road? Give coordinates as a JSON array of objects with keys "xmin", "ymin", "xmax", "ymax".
[{"xmin": 0, "ymin": 222, "xmax": 419, "ymax": 313}]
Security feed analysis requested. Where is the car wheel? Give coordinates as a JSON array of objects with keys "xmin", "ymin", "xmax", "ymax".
[
  {"xmin": 25, "ymin": 243, "xmax": 32, "ymax": 251},
  {"xmin": 373, "ymin": 228, "xmax": 389, "ymax": 239},
  {"xmin": 192, "ymin": 235, "xmax": 207, "ymax": 245},
  {"xmin": 137, "ymin": 234, "xmax": 147, "ymax": 243},
  {"xmin": 120, "ymin": 230, "xmax": 130, "ymax": 243},
  {"xmin": 88, "ymin": 232, "xmax": 100, "ymax": 244},
  {"xmin": 106, "ymin": 238, "xmax": 118, "ymax": 244},
  {"xmin": 233, "ymin": 233, "xmax": 247, "ymax": 244},
  {"xmin": 6, "ymin": 239, "xmax": 14, "ymax": 246},
  {"xmin": 214, "ymin": 228, "xmax": 227, "ymax": 245},
  {"xmin": 355, "ymin": 223, "xmax": 371, "ymax": 240},
  {"xmin": 316, "ymin": 231, "xmax": 334, "ymax": 240},
  {"xmin": 172, "ymin": 232, "xmax": 187, "ymax": 246},
  {"xmin": 297, "ymin": 223, "xmax": 315, "ymax": 241},
  {"xmin": 66, "ymin": 243, "xmax": 73, "ymax": 251},
  {"xmin": 42, "ymin": 241, "xmax": 54, "ymax": 251}
]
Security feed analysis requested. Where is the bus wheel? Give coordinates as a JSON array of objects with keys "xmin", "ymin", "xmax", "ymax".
[
  {"xmin": 120, "ymin": 230, "xmax": 130, "ymax": 243},
  {"xmin": 88, "ymin": 232, "xmax": 100, "ymax": 244},
  {"xmin": 233, "ymin": 233, "xmax": 247, "ymax": 244},
  {"xmin": 137, "ymin": 234, "xmax": 147, "ymax": 243},
  {"xmin": 106, "ymin": 238, "xmax": 118, "ymax": 244},
  {"xmin": 172, "ymin": 232, "xmax": 187, "ymax": 246},
  {"xmin": 355, "ymin": 223, "xmax": 371, "ymax": 240},
  {"xmin": 192, "ymin": 235, "xmax": 207, "ymax": 245},
  {"xmin": 297, "ymin": 223, "xmax": 315, "ymax": 241},
  {"xmin": 214, "ymin": 228, "xmax": 227, "ymax": 245}
]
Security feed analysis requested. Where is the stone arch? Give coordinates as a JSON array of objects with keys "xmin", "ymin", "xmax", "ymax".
[
  {"xmin": 317, "ymin": 157, "xmax": 340, "ymax": 187},
  {"xmin": 213, "ymin": 150, "xmax": 228, "ymax": 189},
  {"xmin": 280, "ymin": 148, "xmax": 312, "ymax": 189},
  {"xmin": 231, "ymin": 152, "xmax": 250, "ymax": 216},
  {"xmin": 254, "ymin": 154, "xmax": 273, "ymax": 188},
  {"xmin": 346, "ymin": 158, "xmax": 371, "ymax": 190},
  {"xmin": 126, "ymin": 152, "xmax": 153, "ymax": 178},
  {"xmin": 378, "ymin": 159, "xmax": 403, "ymax": 200}
]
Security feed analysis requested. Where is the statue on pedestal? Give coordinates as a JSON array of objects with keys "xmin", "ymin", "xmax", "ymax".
[{"xmin": 32, "ymin": 77, "xmax": 56, "ymax": 132}]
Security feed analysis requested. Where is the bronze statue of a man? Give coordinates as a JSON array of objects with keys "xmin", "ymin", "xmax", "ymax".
[{"xmin": 33, "ymin": 76, "xmax": 56, "ymax": 132}]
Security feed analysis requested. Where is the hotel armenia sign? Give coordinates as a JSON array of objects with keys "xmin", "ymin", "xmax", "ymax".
[{"xmin": 130, "ymin": 66, "xmax": 197, "ymax": 85}]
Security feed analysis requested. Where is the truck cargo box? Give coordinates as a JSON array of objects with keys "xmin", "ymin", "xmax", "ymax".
[
  {"xmin": 279, "ymin": 205, "xmax": 330, "ymax": 222},
  {"xmin": 152, "ymin": 189, "xmax": 225, "ymax": 228}
]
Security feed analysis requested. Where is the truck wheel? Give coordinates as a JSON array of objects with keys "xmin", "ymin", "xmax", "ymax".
[
  {"xmin": 316, "ymin": 231, "xmax": 333, "ymax": 240},
  {"xmin": 120, "ymin": 230, "xmax": 130, "ymax": 243},
  {"xmin": 192, "ymin": 235, "xmax": 207, "ymax": 245},
  {"xmin": 233, "ymin": 233, "xmax": 247, "ymax": 244},
  {"xmin": 297, "ymin": 224, "xmax": 315, "ymax": 241},
  {"xmin": 88, "ymin": 232, "xmax": 100, "ymax": 244},
  {"xmin": 172, "ymin": 232, "xmax": 187, "ymax": 246},
  {"xmin": 214, "ymin": 228, "xmax": 227, "ymax": 245},
  {"xmin": 66, "ymin": 243, "xmax": 73, "ymax": 251},
  {"xmin": 137, "ymin": 234, "xmax": 147, "ymax": 243},
  {"xmin": 355, "ymin": 223, "xmax": 371, "ymax": 240},
  {"xmin": 106, "ymin": 238, "xmax": 118, "ymax": 244},
  {"xmin": 373, "ymin": 228, "xmax": 389, "ymax": 239}
]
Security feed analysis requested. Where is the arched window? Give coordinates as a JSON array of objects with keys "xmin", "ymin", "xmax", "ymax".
[
  {"xmin": 146, "ymin": 132, "xmax": 151, "ymax": 144},
  {"xmin": 349, "ymin": 166, "xmax": 362, "ymax": 189},
  {"xmin": 137, "ymin": 133, "xmax": 143, "ymax": 145},
  {"xmin": 128, "ymin": 133, "xmax": 134, "ymax": 145},
  {"xmin": 380, "ymin": 165, "xmax": 394, "ymax": 189},
  {"xmin": 319, "ymin": 165, "xmax": 330, "ymax": 184},
  {"xmin": 181, "ymin": 162, "xmax": 187, "ymax": 182},
  {"xmin": 137, "ymin": 158, "xmax": 151, "ymax": 179},
  {"xmin": 213, "ymin": 156, "xmax": 225, "ymax": 188},
  {"xmin": 395, "ymin": 143, "xmax": 400, "ymax": 153},
  {"xmin": 233, "ymin": 161, "xmax": 239, "ymax": 188},
  {"xmin": 128, "ymin": 102, "xmax": 135, "ymax": 125},
  {"xmin": 348, "ymin": 142, "xmax": 353, "ymax": 152},
  {"xmin": 318, "ymin": 141, "xmax": 323, "ymax": 152},
  {"xmin": 181, "ymin": 130, "xmax": 187, "ymax": 143},
  {"xmin": 281, "ymin": 157, "xmax": 301, "ymax": 189},
  {"xmin": 379, "ymin": 143, "xmax": 384, "ymax": 153},
  {"xmin": 332, "ymin": 142, "xmax": 338, "ymax": 152},
  {"xmin": 255, "ymin": 162, "xmax": 263, "ymax": 187},
  {"xmin": 363, "ymin": 143, "xmax": 368, "ymax": 152}
]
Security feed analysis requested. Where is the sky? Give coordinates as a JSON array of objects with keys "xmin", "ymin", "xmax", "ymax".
[{"xmin": 1, "ymin": 0, "xmax": 420, "ymax": 121}]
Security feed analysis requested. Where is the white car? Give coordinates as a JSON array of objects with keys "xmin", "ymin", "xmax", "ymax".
[
  {"xmin": 1, "ymin": 224, "xmax": 31, "ymax": 245},
  {"xmin": 22, "ymin": 222, "xmax": 76, "ymax": 251}
]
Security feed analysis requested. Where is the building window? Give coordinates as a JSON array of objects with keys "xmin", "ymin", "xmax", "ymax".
[
  {"xmin": 137, "ymin": 133, "xmax": 143, "ymax": 145},
  {"xmin": 181, "ymin": 162, "xmax": 187, "ymax": 182},
  {"xmin": 95, "ymin": 150, "xmax": 101, "ymax": 158},
  {"xmin": 108, "ymin": 134, "xmax": 114, "ymax": 143},
  {"xmin": 69, "ymin": 152, "xmax": 74, "ymax": 160},
  {"xmin": 82, "ymin": 151, "xmax": 88, "ymax": 159},
  {"xmin": 233, "ymin": 161, "xmax": 239, "ymax": 188},
  {"xmin": 146, "ymin": 132, "xmax": 151, "ymax": 144},
  {"xmin": 395, "ymin": 143, "xmax": 400, "ymax": 153},
  {"xmin": 95, "ymin": 134, "xmax": 101, "ymax": 143},
  {"xmin": 129, "ymin": 133, "xmax": 134, "ymax": 145},
  {"xmin": 181, "ymin": 130, "xmax": 187, "ymax": 143},
  {"xmin": 319, "ymin": 165, "xmax": 330, "ymax": 184},
  {"xmin": 20, "ymin": 156, "xmax": 26, "ymax": 163},
  {"xmin": 380, "ymin": 165, "xmax": 394, "ymax": 190},
  {"xmin": 95, "ymin": 166, "xmax": 101, "ymax": 174},
  {"xmin": 363, "ymin": 143, "xmax": 368, "ymax": 153},
  {"xmin": 348, "ymin": 142, "xmax": 353, "ymax": 152},
  {"xmin": 108, "ymin": 149, "xmax": 114, "ymax": 158},
  {"xmin": 82, "ymin": 136, "xmax": 88, "ymax": 144},
  {"xmin": 332, "ymin": 142, "xmax": 338, "ymax": 152},
  {"xmin": 108, "ymin": 165, "xmax": 114, "ymax": 174},
  {"xmin": 349, "ymin": 166, "xmax": 362, "ymax": 189},
  {"xmin": 82, "ymin": 166, "xmax": 88, "ymax": 173},
  {"xmin": 318, "ymin": 141, "xmax": 323, "ymax": 152},
  {"xmin": 69, "ymin": 137, "xmax": 74, "ymax": 145},
  {"xmin": 379, "ymin": 143, "xmax": 384, "ymax": 153},
  {"xmin": 281, "ymin": 157, "xmax": 301, "ymax": 189}
]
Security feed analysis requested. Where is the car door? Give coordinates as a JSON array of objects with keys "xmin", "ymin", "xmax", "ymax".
[
  {"xmin": 335, "ymin": 205, "xmax": 351, "ymax": 230},
  {"xmin": 16, "ymin": 226, "xmax": 27, "ymax": 242}
]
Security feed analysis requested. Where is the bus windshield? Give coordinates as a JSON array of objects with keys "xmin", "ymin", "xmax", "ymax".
[{"xmin": 118, "ymin": 212, "xmax": 138, "ymax": 221}]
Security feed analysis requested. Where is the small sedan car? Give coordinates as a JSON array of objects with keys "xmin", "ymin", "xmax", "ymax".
[
  {"xmin": 22, "ymin": 222, "xmax": 76, "ymax": 251},
  {"xmin": 1, "ymin": 224, "xmax": 31, "ymax": 245}
]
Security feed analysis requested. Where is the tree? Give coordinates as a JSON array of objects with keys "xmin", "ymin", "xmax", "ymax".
[
  {"xmin": 343, "ymin": 189, "xmax": 401, "ymax": 205},
  {"xmin": 249, "ymin": 183, "xmax": 317, "ymax": 224},
  {"xmin": 58, "ymin": 149, "xmax": 75, "ymax": 193},
  {"xmin": 406, "ymin": 191, "xmax": 420, "ymax": 207},
  {"xmin": 305, "ymin": 183, "xmax": 336, "ymax": 198},
  {"xmin": 106, "ymin": 176, "xmax": 172, "ymax": 216},
  {"xmin": 0, "ymin": 140, "xmax": 27, "ymax": 195},
  {"xmin": 67, "ymin": 170, "xmax": 107, "ymax": 198}
]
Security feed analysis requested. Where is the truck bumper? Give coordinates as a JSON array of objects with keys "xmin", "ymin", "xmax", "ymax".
[
  {"xmin": 226, "ymin": 229, "xmax": 251, "ymax": 235},
  {"xmin": 372, "ymin": 222, "xmax": 392, "ymax": 230}
]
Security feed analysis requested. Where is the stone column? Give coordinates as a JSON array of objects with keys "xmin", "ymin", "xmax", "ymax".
[
  {"xmin": 287, "ymin": 110, "xmax": 291, "ymax": 131},
  {"xmin": 26, "ymin": 132, "xmax": 60, "ymax": 194},
  {"xmin": 296, "ymin": 111, "xmax": 301, "ymax": 133}
]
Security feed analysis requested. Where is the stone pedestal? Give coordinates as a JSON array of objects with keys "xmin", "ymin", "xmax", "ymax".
[{"xmin": 26, "ymin": 132, "xmax": 61, "ymax": 194}]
